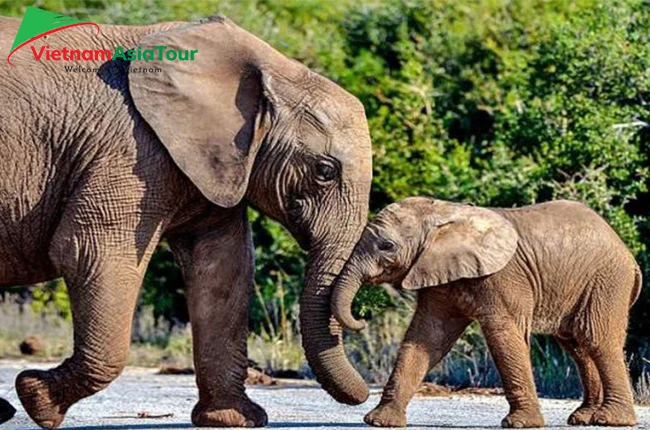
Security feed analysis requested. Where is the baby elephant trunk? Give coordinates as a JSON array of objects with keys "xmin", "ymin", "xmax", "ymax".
[{"xmin": 331, "ymin": 265, "xmax": 367, "ymax": 331}]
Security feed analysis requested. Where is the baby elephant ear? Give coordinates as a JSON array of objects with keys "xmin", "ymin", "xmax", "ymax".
[{"xmin": 402, "ymin": 206, "xmax": 518, "ymax": 289}]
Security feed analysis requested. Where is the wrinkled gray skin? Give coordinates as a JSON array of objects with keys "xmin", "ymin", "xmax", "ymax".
[
  {"xmin": 332, "ymin": 197, "xmax": 641, "ymax": 429},
  {"xmin": 0, "ymin": 15, "xmax": 371, "ymax": 428}
]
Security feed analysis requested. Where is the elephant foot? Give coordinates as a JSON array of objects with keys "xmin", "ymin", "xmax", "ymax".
[
  {"xmin": 16, "ymin": 369, "xmax": 68, "ymax": 429},
  {"xmin": 590, "ymin": 402, "xmax": 637, "ymax": 426},
  {"xmin": 0, "ymin": 398, "xmax": 17, "ymax": 425},
  {"xmin": 567, "ymin": 404, "xmax": 600, "ymax": 426},
  {"xmin": 501, "ymin": 409, "xmax": 545, "ymax": 428},
  {"xmin": 364, "ymin": 404, "xmax": 407, "ymax": 427},
  {"xmin": 192, "ymin": 397, "xmax": 268, "ymax": 427}
]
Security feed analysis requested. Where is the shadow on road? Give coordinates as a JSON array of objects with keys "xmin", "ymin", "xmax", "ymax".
[
  {"xmin": 270, "ymin": 424, "xmax": 366, "ymax": 428},
  {"xmin": 58, "ymin": 425, "xmax": 194, "ymax": 430},
  {"xmin": 53, "ymin": 424, "xmax": 366, "ymax": 430}
]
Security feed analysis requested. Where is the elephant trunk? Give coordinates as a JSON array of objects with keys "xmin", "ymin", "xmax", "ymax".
[
  {"xmin": 300, "ymin": 246, "xmax": 369, "ymax": 405},
  {"xmin": 331, "ymin": 263, "xmax": 366, "ymax": 331}
]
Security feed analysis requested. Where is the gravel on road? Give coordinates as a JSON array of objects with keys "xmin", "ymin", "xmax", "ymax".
[{"xmin": 1, "ymin": 360, "xmax": 648, "ymax": 430}]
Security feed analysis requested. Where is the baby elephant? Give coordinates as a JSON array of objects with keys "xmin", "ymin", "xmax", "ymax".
[{"xmin": 332, "ymin": 197, "xmax": 641, "ymax": 428}]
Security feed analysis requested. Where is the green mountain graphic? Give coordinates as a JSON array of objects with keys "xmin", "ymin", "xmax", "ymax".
[{"xmin": 7, "ymin": 6, "xmax": 100, "ymax": 65}]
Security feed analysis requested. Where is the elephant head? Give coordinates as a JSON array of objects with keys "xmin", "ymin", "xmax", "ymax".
[
  {"xmin": 128, "ymin": 16, "xmax": 371, "ymax": 404},
  {"xmin": 331, "ymin": 197, "xmax": 518, "ymax": 331}
]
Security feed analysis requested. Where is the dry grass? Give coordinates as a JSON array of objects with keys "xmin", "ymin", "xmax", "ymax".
[
  {"xmin": 129, "ymin": 326, "xmax": 194, "ymax": 369},
  {"xmin": 635, "ymin": 371, "xmax": 650, "ymax": 405},
  {"xmin": 248, "ymin": 333, "xmax": 306, "ymax": 374},
  {"xmin": 247, "ymin": 278, "xmax": 308, "ymax": 375},
  {"xmin": 129, "ymin": 306, "xmax": 194, "ymax": 368},
  {"xmin": 0, "ymin": 300, "xmax": 72, "ymax": 360},
  {"xmin": 0, "ymin": 301, "xmax": 194, "ymax": 367}
]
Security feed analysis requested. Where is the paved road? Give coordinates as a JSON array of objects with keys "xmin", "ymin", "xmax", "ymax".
[{"xmin": 1, "ymin": 360, "xmax": 649, "ymax": 429}]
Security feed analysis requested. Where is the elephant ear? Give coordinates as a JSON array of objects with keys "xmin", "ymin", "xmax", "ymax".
[
  {"xmin": 402, "ymin": 206, "xmax": 518, "ymax": 289},
  {"xmin": 128, "ymin": 17, "xmax": 272, "ymax": 208}
]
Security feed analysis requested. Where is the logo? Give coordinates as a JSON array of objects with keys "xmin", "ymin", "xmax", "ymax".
[
  {"xmin": 7, "ymin": 7, "xmax": 198, "ymax": 68},
  {"xmin": 7, "ymin": 7, "xmax": 99, "ymax": 66}
]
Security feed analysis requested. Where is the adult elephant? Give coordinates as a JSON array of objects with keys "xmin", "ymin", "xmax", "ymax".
[{"xmin": 0, "ymin": 14, "xmax": 370, "ymax": 428}]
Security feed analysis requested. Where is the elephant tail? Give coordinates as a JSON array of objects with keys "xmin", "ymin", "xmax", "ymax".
[{"xmin": 631, "ymin": 263, "xmax": 643, "ymax": 308}]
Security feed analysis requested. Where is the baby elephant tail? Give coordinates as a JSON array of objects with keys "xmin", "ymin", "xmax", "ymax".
[{"xmin": 631, "ymin": 264, "xmax": 643, "ymax": 308}]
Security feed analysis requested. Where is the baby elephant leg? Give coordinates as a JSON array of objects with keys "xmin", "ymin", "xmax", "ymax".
[
  {"xmin": 557, "ymin": 338, "xmax": 602, "ymax": 425},
  {"xmin": 588, "ymin": 343, "xmax": 636, "ymax": 426},
  {"xmin": 582, "ymin": 272, "xmax": 637, "ymax": 427},
  {"xmin": 482, "ymin": 319, "xmax": 545, "ymax": 428},
  {"xmin": 0, "ymin": 398, "xmax": 16, "ymax": 425},
  {"xmin": 365, "ymin": 304, "xmax": 470, "ymax": 428}
]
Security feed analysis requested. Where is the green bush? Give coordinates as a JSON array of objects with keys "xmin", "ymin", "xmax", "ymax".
[{"xmin": 330, "ymin": 0, "xmax": 650, "ymax": 349}]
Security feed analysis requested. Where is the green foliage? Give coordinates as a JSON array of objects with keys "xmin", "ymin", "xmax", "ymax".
[
  {"xmin": 30, "ymin": 279, "xmax": 71, "ymax": 320},
  {"xmin": 329, "ymin": 0, "xmax": 650, "ymax": 350},
  {"xmin": 142, "ymin": 242, "xmax": 188, "ymax": 327},
  {"xmin": 353, "ymin": 285, "xmax": 395, "ymax": 319},
  {"xmin": 249, "ymin": 209, "xmax": 304, "ymax": 338}
]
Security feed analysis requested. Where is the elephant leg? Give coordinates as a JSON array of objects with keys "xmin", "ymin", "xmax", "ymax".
[
  {"xmin": 482, "ymin": 319, "xmax": 544, "ymax": 428},
  {"xmin": 365, "ymin": 298, "xmax": 470, "ymax": 428},
  {"xmin": 170, "ymin": 208, "xmax": 267, "ymax": 428},
  {"xmin": 556, "ymin": 338, "xmax": 602, "ymax": 425},
  {"xmin": 15, "ymin": 191, "xmax": 162, "ymax": 429},
  {"xmin": 588, "ymin": 344, "xmax": 636, "ymax": 426},
  {"xmin": 0, "ymin": 398, "xmax": 16, "ymax": 425},
  {"xmin": 16, "ymin": 253, "xmax": 147, "ymax": 428}
]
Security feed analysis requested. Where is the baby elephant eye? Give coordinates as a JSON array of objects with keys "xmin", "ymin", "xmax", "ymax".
[
  {"xmin": 377, "ymin": 239, "xmax": 396, "ymax": 252},
  {"xmin": 315, "ymin": 161, "xmax": 337, "ymax": 182}
]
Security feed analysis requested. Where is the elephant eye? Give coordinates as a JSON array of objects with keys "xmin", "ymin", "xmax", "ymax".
[
  {"xmin": 315, "ymin": 160, "xmax": 337, "ymax": 182},
  {"xmin": 378, "ymin": 239, "xmax": 397, "ymax": 253}
]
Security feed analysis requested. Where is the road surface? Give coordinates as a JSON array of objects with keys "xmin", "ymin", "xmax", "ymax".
[{"xmin": 1, "ymin": 360, "xmax": 649, "ymax": 429}]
